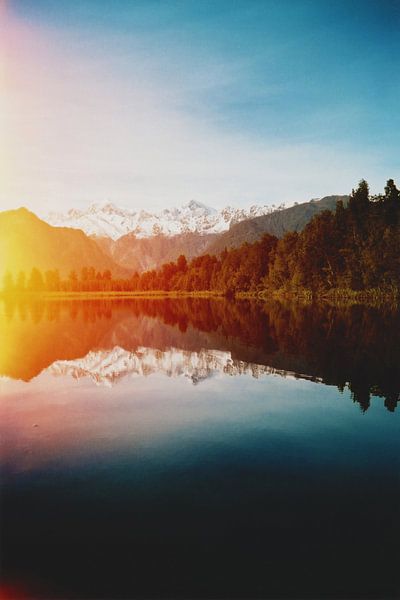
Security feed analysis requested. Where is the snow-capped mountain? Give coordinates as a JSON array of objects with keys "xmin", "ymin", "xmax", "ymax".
[
  {"xmin": 45, "ymin": 200, "xmax": 282, "ymax": 240},
  {"xmin": 49, "ymin": 346, "xmax": 279, "ymax": 387}
]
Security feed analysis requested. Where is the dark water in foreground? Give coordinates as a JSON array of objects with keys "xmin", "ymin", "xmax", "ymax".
[{"xmin": 0, "ymin": 298, "xmax": 399, "ymax": 599}]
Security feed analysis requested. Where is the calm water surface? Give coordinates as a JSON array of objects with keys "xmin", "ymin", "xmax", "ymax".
[{"xmin": 0, "ymin": 298, "xmax": 399, "ymax": 599}]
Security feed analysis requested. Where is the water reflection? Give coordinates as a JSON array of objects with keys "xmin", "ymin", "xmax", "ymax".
[
  {"xmin": 1, "ymin": 297, "xmax": 399, "ymax": 412},
  {"xmin": 2, "ymin": 297, "xmax": 400, "ymax": 600}
]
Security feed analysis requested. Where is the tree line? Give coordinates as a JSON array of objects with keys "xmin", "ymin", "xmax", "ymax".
[
  {"xmin": 2, "ymin": 179, "xmax": 399, "ymax": 296},
  {"xmin": 2, "ymin": 267, "xmax": 131, "ymax": 293},
  {"xmin": 130, "ymin": 178, "xmax": 400, "ymax": 296}
]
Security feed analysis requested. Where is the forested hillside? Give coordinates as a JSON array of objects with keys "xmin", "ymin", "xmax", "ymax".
[
  {"xmin": 127, "ymin": 179, "xmax": 399, "ymax": 297},
  {"xmin": 208, "ymin": 195, "xmax": 349, "ymax": 254}
]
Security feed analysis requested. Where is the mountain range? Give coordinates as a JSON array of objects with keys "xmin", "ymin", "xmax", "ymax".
[
  {"xmin": 0, "ymin": 194, "xmax": 348, "ymax": 279},
  {"xmin": 46, "ymin": 200, "xmax": 285, "ymax": 240}
]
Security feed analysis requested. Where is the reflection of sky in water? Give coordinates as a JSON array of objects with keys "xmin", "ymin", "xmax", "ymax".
[{"xmin": 1, "ymin": 366, "xmax": 399, "ymax": 478}]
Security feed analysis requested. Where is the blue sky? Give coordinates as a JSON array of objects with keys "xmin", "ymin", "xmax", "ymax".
[{"xmin": 1, "ymin": 0, "xmax": 399, "ymax": 212}]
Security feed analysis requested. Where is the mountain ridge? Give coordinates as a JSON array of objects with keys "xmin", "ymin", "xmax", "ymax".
[{"xmin": 45, "ymin": 199, "xmax": 286, "ymax": 240}]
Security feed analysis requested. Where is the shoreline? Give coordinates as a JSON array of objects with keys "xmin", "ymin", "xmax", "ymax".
[
  {"xmin": 0, "ymin": 287, "xmax": 399, "ymax": 307},
  {"xmin": 238, "ymin": 287, "xmax": 400, "ymax": 307},
  {"xmin": 0, "ymin": 290, "xmax": 226, "ymax": 300}
]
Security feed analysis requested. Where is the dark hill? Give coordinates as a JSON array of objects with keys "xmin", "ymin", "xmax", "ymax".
[
  {"xmin": 208, "ymin": 195, "xmax": 349, "ymax": 254},
  {"xmin": 0, "ymin": 208, "xmax": 129, "ymax": 279}
]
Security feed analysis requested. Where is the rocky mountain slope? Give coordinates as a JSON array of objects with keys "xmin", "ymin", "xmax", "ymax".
[
  {"xmin": 46, "ymin": 200, "xmax": 281, "ymax": 240},
  {"xmin": 95, "ymin": 231, "xmax": 218, "ymax": 272}
]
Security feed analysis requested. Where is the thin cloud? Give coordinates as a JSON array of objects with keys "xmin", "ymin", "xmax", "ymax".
[{"xmin": 0, "ymin": 3, "xmax": 395, "ymax": 214}]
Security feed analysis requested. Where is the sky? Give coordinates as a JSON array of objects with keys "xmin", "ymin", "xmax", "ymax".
[{"xmin": 0, "ymin": 0, "xmax": 399, "ymax": 214}]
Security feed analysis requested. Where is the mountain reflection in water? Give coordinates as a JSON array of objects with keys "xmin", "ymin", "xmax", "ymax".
[{"xmin": 1, "ymin": 297, "xmax": 399, "ymax": 412}]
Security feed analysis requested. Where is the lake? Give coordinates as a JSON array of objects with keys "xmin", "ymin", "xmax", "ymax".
[{"xmin": 0, "ymin": 297, "xmax": 399, "ymax": 599}]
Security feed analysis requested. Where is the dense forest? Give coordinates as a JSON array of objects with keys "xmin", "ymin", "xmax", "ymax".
[{"xmin": 2, "ymin": 179, "xmax": 399, "ymax": 297}]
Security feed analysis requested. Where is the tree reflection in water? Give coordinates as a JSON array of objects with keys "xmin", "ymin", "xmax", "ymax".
[{"xmin": 1, "ymin": 296, "xmax": 399, "ymax": 412}]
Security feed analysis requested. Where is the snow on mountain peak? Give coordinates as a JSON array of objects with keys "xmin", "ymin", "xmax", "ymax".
[
  {"xmin": 48, "ymin": 346, "xmax": 275, "ymax": 387},
  {"xmin": 45, "ymin": 199, "xmax": 279, "ymax": 240}
]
